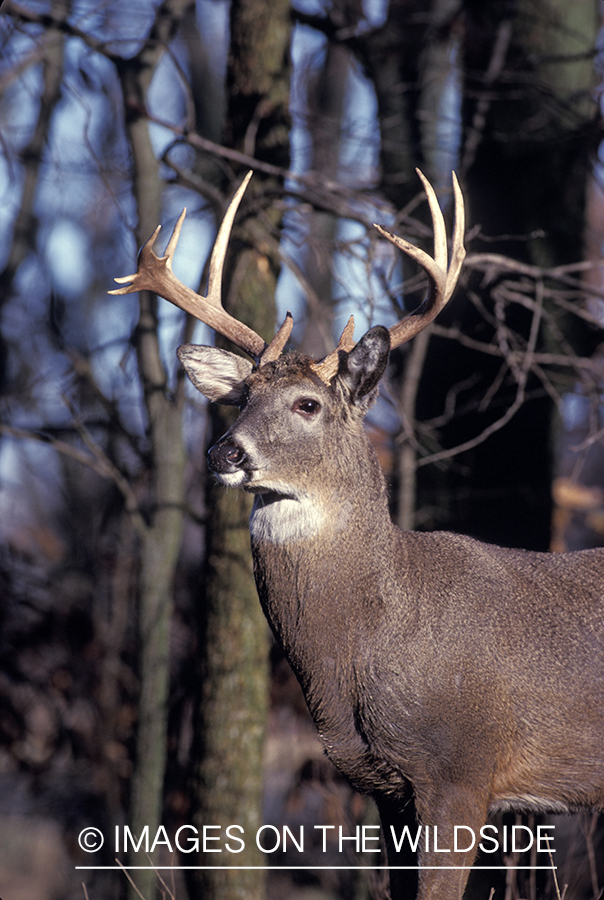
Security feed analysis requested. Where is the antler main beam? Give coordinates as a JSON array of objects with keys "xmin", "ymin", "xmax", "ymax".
[
  {"xmin": 312, "ymin": 169, "xmax": 465, "ymax": 383},
  {"xmin": 110, "ymin": 171, "xmax": 293, "ymax": 364},
  {"xmin": 379, "ymin": 169, "xmax": 465, "ymax": 348}
]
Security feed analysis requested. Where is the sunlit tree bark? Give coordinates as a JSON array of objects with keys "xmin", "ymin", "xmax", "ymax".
[{"xmin": 186, "ymin": 1, "xmax": 292, "ymax": 899}]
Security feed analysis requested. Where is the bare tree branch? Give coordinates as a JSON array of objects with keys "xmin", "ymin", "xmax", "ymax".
[{"xmin": 0, "ymin": 422, "xmax": 146, "ymax": 531}]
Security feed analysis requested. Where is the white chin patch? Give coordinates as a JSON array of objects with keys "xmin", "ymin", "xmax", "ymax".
[
  {"xmin": 215, "ymin": 470, "xmax": 249, "ymax": 488},
  {"xmin": 250, "ymin": 493, "xmax": 326, "ymax": 544}
]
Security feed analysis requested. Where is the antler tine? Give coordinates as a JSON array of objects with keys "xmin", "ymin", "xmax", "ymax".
[
  {"xmin": 205, "ymin": 170, "xmax": 252, "ymax": 309},
  {"xmin": 110, "ymin": 171, "xmax": 268, "ymax": 363},
  {"xmin": 311, "ymin": 316, "xmax": 356, "ymax": 383},
  {"xmin": 261, "ymin": 312, "xmax": 295, "ymax": 364},
  {"xmin": 376, "ymin": 168, "xmax": 465, "ymax": 350},
  {"xmin": 444, "ymin": 172, "xmax": 466, "ymax": 301}
]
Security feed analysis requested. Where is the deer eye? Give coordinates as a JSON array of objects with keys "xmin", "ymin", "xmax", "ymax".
[{"xmin": 293, "ymin": 398, "xmax": 321, "ymax": 416}]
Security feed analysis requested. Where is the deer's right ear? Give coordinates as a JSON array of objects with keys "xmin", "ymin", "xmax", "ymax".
[{"xmin": 177, "ymin": 344, "xmax": 253, "ymax": 405}]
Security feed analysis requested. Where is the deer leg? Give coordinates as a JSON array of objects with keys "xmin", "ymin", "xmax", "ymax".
[{"xmin": 412, "ymin": 784, "xmax": 490, "ymax": 900}]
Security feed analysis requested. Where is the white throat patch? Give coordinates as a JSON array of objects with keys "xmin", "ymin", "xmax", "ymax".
[{"xmin": 250, "ymin": 493, "xmax": 327, "ymax": 544}]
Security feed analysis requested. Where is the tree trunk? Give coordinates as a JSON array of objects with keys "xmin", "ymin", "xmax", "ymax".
[
  {"xmin": 187, "ymin": 1, "xmax": 292, "ymax": 898},
  {"xmin": 359, "ymin": 0, "xmax": 465, "ymax": 531},
  {"xmin": 299, "ymin": 6, "xmax": 358, "ymax": 358},
  {"xmin": 116, "ymin": 3, "xmax": 192, "ymax": 898}
]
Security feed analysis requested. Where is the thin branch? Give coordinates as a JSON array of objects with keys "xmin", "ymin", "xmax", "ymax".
[
  {"xmin": 466, "ymin": 252, "xmax": 604, "ymax": 321},
  {"xmin": 146, "ymin": 853, "xmax": 176, "ymax": 900},
  {"xmin": 0, "ymin": 422, "xmax": 147, "ymax": 533},
  {"xmin": 416, "ymin": 288, "xmax": 543, "ymax": 468},
  {"xmin": 467, "ymin": 251, "xmax": 604, "ymax": 280},
  {"xmin": 3, "ymin": 0, "xmax": 121, "ymax": 60},
  {"xmin": 146, "ymin": 111, "xmax": 392, "ymax": 226},
  {"xmin": 116, "ymin": 860, "xmax": 147, "ymax": 900},
  {"xmin": 68, "ymin": 350, "xmax": 145, "ymax": 455},
  {"xmin": 461, "ymin": 20, "xmax": 513, "ymax": 173}
]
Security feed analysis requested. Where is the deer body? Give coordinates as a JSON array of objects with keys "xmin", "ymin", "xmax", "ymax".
[
  {"xmin": 112, "ymin": 172, "xmax": 604, "ymax": 899},
  {"xmin": 257, "ymin": 526, "xmax": 604, "ymax": 815}
]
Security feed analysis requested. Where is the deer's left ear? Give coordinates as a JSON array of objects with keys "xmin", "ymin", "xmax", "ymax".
[{"xmin": 339, "ymin": 325, "xmax": 390, "ymax": 405}]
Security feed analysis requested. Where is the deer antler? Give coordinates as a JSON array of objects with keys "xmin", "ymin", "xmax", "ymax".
[
  {"xmin": 112, "ymin": 169, "xmax": 464, "ymax": 375},
  {"xmin": 312, "ymin": 169, "xmax": 465, "ymax": 383},
  {"xmin": 110, "ymin": 171, "xmax": 293, "ymax": 365}
]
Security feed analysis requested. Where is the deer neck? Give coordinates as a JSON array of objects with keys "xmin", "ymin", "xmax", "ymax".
[
  {"xmin": 249, "ymin": 436, "xmax": 398, "ymax": 674},
  {"xmin": 250, "ymin": 470, "xmax": 400, "ymax": 786},
  {"xmin": 247, "ymin": 433, "xmax": 415, "ymax": 791}
]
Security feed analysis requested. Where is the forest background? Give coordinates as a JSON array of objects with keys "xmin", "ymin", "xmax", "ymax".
[{"xmin": 0, "ymin": 1, "xmax": 604, "ymax": 899}]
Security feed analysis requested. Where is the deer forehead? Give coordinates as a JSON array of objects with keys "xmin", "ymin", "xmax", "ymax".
[
  {"xmin": 247, "ymin": 352, "xmax": 330, "ymax": 390},
  {"xmin": 243, "ymin": 360, "xmax": 338, "ymax": 413}
]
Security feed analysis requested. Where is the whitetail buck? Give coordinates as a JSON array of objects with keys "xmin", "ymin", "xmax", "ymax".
[{"xmin": 112, "ymin": 172, "xmax": 604, "ymax": 900}]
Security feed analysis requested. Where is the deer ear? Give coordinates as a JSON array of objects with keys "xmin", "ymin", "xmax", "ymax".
[
  {"xmin": 177, "ymin": 344, "xmax": 253, "ymax": 405},
  {"xmin": 339, "ymin": 325, "xmax": 390, "ymax": 404}
]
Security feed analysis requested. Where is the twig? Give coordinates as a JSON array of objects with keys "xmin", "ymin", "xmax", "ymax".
[
  {"xmin": 116, "ymin": 860, "xmax": 148, "ymax": 900},
  {"xmin": 146, "ymin": 852, "xmax": 176, "ymax": 900},
  {"xmin": 3, "ymin": 0, "xmax": 120, "ymax": 59},
  {"xmin": 543, "ymin": 830, "xmax": 566, "ymax": 900},
  {"xmin": 583, "ymin": 811, "xmax": 601, "ymax": 900}
]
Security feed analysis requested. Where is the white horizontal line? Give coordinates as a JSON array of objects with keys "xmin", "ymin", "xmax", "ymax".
[{"xmin": 76, "ymin": 865, "xmax": 556, "ymax": 871}]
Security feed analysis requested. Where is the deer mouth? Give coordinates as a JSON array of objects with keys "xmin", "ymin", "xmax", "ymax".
[
  {"xmin": 212, "ymin": 469, "xmax": 249, "ymax": 488},
  {"xmin": 248, "ymin": 487, "xmax": 297, "ymax": 504},
  {"xmin": 212, "ymin": 463, "xmax": 296, "ymax": 501},
  {"xmin": 243, "ymin": 475, "xmax": 300, "ymax": 500}
]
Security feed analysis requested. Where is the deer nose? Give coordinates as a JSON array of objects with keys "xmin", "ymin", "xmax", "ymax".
[{"xmin": 208, "ymin": 440, "xmax": 247, "ymax": 474}]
